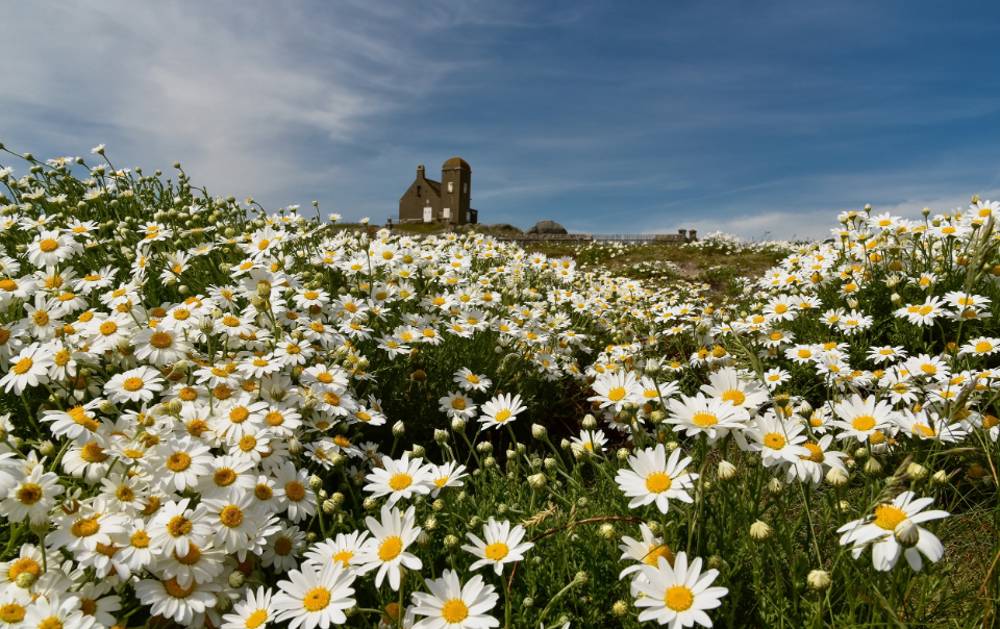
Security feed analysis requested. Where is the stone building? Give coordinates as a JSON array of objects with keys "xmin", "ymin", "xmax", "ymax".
[{"xmin": 398, "ymin": 157, "xmax": 478, "ymax": 224}]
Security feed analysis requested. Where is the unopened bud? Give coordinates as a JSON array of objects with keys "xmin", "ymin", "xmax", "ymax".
[
  {"xmin": 717, "ymin": 460, "xmax": 736, "ymax": 480},
  {"xmin": 228, "ymin": 571, "xmax": 245, "ymax": 589},
  {"xmin": 749, "ymin": 520, "xmax": 772, "ymax": 540},
  {"xmin": 807, "ymin": 569, "xmax": 831, "ymax": 591}
]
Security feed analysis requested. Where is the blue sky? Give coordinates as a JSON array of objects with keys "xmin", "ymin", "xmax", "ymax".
[{"xmin": 3, "ymin": 1, "xmax": 1000, "ymax": 239}]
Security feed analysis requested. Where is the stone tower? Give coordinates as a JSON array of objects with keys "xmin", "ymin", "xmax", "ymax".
[{"xmin": 440, "ymin": 157, "xmax": 471, "ymax": 224}]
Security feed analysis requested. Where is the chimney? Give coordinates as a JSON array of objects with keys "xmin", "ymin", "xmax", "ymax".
[
  {"xmin": 678, "ymin": 229, "xmax": 687, "ymax": 239},
  {"xmin": 688, "ymin": 229, "xmax": 697, "ymax": 242},
  {"xmin": 416, "ymin": 165, "xmax": 425, "ymax": 179}
]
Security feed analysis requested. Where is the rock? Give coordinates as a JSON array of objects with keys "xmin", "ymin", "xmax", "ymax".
[
  {"xmin": 527, "ymin": 220, "xmax": 567, "ymax": 235},
  {"xmin": 488, "ymin": 223, "xmax": 523, "ymax": 234}
]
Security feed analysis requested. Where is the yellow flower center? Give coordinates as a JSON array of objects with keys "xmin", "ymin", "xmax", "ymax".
[
  {"xmin": 71, "ymin": 516, "xmax": 100, "ymax": 538},
  {"xmin": 0, "ymin": 603, "xmax": 25, "ymax": 623},
  {"xmin": 16, "ymin": 483, "xmax": 43, "ymax": 505},
  {"xmin": 130, "ymin": 530, "xmax": 150, "ymax": 548},
  {"xmin": 388, "ymin": 473, "xmax": 413, "ymax": 491},
  {"xmin": 721, "ymin": 389, "xmax": 745, "ymax": 406},
  {"xmin": 975, "ymin": 340, "xmax": 993, "ymax": 353},
  {"xmin": 800, "ymin": 442, "xmax": 824, "ymax": 463},
  {"xmin": 163, "ymin": 577, "xmax": 195, "ymax": 599},
  {"xmin": 607, "ymin": 386, "xmax": 627, "ymax": 402},
  {"xmin": 219, "ymin": 505, "xmax": 244, "ymax": 527},
  {"xmin": 873, "ymin": 504, "xmax": 908, "ymax": 531},
  {"xmin": 122, "ymin": 377, "xmax": 144, "ymax": 392},
  {"xmin": 378, "ymin": 535, "xmax": 403, "ymax": 561},
  {"xmin": 691, "ymin": 412, "xmax": 717, "ymax": 427},
  {"xmin": 214, "ymin": 468, "xmax": 237, "ymax": 486},
  {"xmin": 484, "ymin": 542, "xmax": 509, "ymax": 561},
  {"xmin": 37, "ymin": 617, "xmax": 63, "ymax": 629},
  {"xmin": 333, "ymin": 550, "xmax": 353, "ymax": 567},
  {"xmin": 644, "ymin": 544, "xmax": 674, "ymax": 566},
  {"xmin": 39, "ymin": 238, "xmax": 59, "ymax": 252},
  {"xmin": 285, "ymin": 481, "xmax": 306, "ymax": 502},
  {"xmin": 12, "ymin": 357, "xmax": 33, "ymax": 375},
  {"xmin": 167, "ymin": 515, "xmax": 192, "ymax": 538},
  {"xmin": 229, "ymin": 406, "xmax": 250, "ymax": 423},
  {"xmin": 494, "ymin": 409, "xmax": 512, "ymax": 423},
  {"xmin": 851, "ymin": 415, "xmax": 875, "ymax": 431},
  {"xmin": 149, "ymin": 331, "xmax": 173, "ymax": 348},
  {"xmin": 245, "ymin": 609, "xmax": 269, "ymax": 629},
  {"xmin": 441, "ymin": 599, "xmax": 469, "ymax": 623},
  {"xmin": 166, "ymin": 452, "xmax": 192, "ymax": 472},
  {"xmin": 645, "ymin": 471, "xmax": 672, "ymax": 493},
  {"xmin": 8, "ymin": 557, "xmax": 41, "ymax": 581},
  {"xmin": 664, "ymin": 585, "xmax": 694, "ymax": 611},
  {"xmin": 763, "ymin": 432, "xmax": 786, "ymax": 450}
]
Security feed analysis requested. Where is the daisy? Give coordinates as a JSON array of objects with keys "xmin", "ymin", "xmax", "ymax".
[
  {"xmin": 155, "ymin": 436, "xmax": 214, "ymax": 492},
  {"xmin": 462, "ymin": 518, "xmax": 534, "ymax": 576},
  {"xmin": 831, "ymin": 394, "xmax": 896, "ymax": 443},
  {"xmin": 438, "ymin": 391, "xmax": 478, "ymax": 420},
  {"xmin": 273, "ymin": 561, "xmax": 356, "ymax": 629},
  {"xmin": 356, "ymin": 504, "xmax": 422, "ymax": 591},
  {"xmin": 631, "ymin": 552, "xmax": 728, "ymax": 628},
  {"xmin": 615, "ymin": 444, "xmax": 697, "ymax": 514},
  {"xmin": 0, "ymin": 343, "xmax": 53, "ymax": 394},
  {"xmin": 699, "ymin": 367, "xmax": 768, "ymax": 412},
  {"xmin": 570, "ymin": 429, "xmax": 608, "ymax": 457},
  {"xmin": 305, "ymin": 530, "xmax": 370, "ymax": 573},
  {"xmin": 364, "ymin": 453, "xmax": 433, "ymax": 506},
  {"xmin": 104, "ymin": 366, "xmax": 164, "ymax": 404},
  {"xmin": 478, "ymin": 393, "xmax": 527, "ymax": 430},
  {"xmin": 666, "ymin": 394, "xmax": 748, "ymax": 442},
  {"xmin": 134, "ymin": 576, "xmax": 220, "ymax": 625},
  {"xmin": 454, "ymin": 367, "xmax": 492, "ymax": 393},
  {"xmin": 427, "ymin": 462, "xmax": 468, "ymax": 498},
  {"xmin": 786, "ymin": 434, "xmax": 848, "ymax": 485},
  {"xmin": 837, "ymin": 491, "xmax": 949, "ymax": 571},
  {"xmin": 2, "ymin": 465, "xmax": 64, "ymax": 525},
  {"xmin": 960, "ymin": 336, "xmax": 1000, "ymax": 357},
  {"xmin": 618, "ymin": 523, "xmax": 675, "ymax": 581},
  {"xmin": 221, "ymin": 586, "xmax": 275, "ymax": 629},
  {"xmin": 745, "ymin": 413, "xmax": 810, "ymax": 467},
  {"xmin": 409, "ymin": 569, "xmax": 499, "ymax": 629},
  {"xmin": 589, "ymin": 370, "xmax": 643, "ymax": 412},
  {"xmin": 149, "ymin": 498, "xmax": 212, "ymax": 558}
]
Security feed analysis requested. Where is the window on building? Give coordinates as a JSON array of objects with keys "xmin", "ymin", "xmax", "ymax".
[
  {"xmin": 463, "ymin": 183, "xmax": 468, "ymax": 194},
  {"xmin": 448, "ymin": 182, "xmax": 454, "ymax": 193},
  {"xmin": 417, "ymin": 185, "xmax": 421, "ymax": 196}
]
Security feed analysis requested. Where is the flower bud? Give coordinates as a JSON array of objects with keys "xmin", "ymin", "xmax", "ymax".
[
  {"xmin": 37, "ymin": 440, "xmax": 55, "ymax": 457},
  {"xmin": 767, "ymin": 478, "xmax": 784, "ymax": 494},
  {"xmin": 228, "ymin": 571, "xmax": 246, "ymax": 589},
  {"xmin": 599, "ymin": 523, "xmax": 615, "ymax": 539},
  {"xmin": 14, "ymin": 571, "xmax": 36, "ymax": 588},
  {"xmin": 894, "ymin": 520, "xmax": 919, "ymax": 546},
  {"xmin": 864, "ymin": 458, "xmax": 883, "ymax": 475},
  {"xmin": 483, "ymin": 456, "xmax": 496, "ymax": 468},
  {"xmin": 931, "ymin": 469, "xmax": 949, "ymax": 484},
  {"xmin": 410, "ymin": 444, "xmax": 425, "ymax": 458},
  {"xmin": 650, "ymin": 410, "xmax": 666, "ymax": 423},
  {"xmin": 582, "ymin": 414, "xmax": 597, "ymax": 429},
  {"xmin": 392, "ymin": 421, "xmax": 405, "ymax": 437},
  {"xmin": 749, "ymin": 520, "xmax": 772, "ymax": 540},
  {"xmin": 825, "ymin": 467, "xmax": 849, "ymax": 486},
  {"xmin": 807, "ymin": 569, "xmax": 831, "ymax": 591},
  {"xmin": 906, "ymin": 462, "xmax": 928, "ymax": 480},
  {"xmin": 717, "ymin": 460, "xmax": 736, "ymax": 480},
  {"xmin": 308, "ymin": 475, "xmax": 322, "ymax": 491},
  {"xmin": 528, "ymin": 473, "xmax": 547, "ymax": 489},
  {"xmin": 451, "ymin": 417, "xmax": 466, "ymax": 432},
  {"xmin": 531, "ymin": 423, "xmax": 547, "ymax": 439},
  {"xmin": 612, "ymin": 600, "xmax": 628, "ymax": 616},
  {"xmin": 523, "ymin": 597, "xmax": 535, "ymax": 609},
  {"xmin": 434, "ymin": 429, "xmax": 448, "ymax": 444}
]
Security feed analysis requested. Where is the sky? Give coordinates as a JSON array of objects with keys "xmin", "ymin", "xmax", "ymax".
[{"xmin": 3, "ymin": 1, "xmax": 1000, "ymax": 239}]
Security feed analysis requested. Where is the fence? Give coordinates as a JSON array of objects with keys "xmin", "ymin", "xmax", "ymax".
[{"xmin": 497, "ymin": 231, "xmax": 696, "ymax": 244}]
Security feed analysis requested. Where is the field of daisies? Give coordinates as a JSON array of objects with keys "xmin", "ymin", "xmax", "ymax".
[{"xmin": 0, "ymin": 144, "xmax": 997, "ymax": 629}]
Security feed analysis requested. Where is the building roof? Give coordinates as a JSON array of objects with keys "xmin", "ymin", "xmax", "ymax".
[
  {"xmin": 422, "ymin": 178, "xmax": 441, "ymax": 196},
  {"xmin": 442, "ymin": 156, "xmax": 471, "ymax": 171}
]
